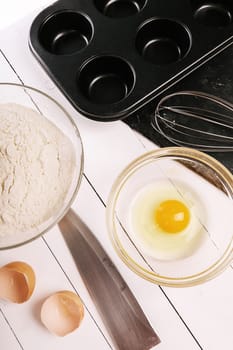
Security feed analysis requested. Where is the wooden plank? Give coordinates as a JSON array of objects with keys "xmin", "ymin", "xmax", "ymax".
[{"xmin": 0, "ymin": 310, "xmax": 22, "ymax": 350}]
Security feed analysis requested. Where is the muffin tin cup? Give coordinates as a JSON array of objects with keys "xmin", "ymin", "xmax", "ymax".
[
  {"xmin": 38, "ymin": 11, "xmax": 94, "ymax": 55},
  {"xmin": 77, "ymin": 55, "xmax": 135, "ymax": 105},
  {"xmin": 94, "ymin": 0, "xmax": 148, "ymax": 18},
  {"xmin": 30, "ymin": 0, "xmax": 233, "ymax": 121},
  {"xmin": 136, "ymin": 18, "xmax": 192, "ymax": 65},
  {"xmin": 191, "ymin": 0, "xmax": 233, "ymax": 27}
]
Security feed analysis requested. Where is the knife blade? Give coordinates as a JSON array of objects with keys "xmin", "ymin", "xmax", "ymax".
[{"xmin": 58, "ymin": 209, "xmax": 160, "ymax": 350}]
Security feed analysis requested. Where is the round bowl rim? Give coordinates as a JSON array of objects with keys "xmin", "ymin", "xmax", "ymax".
[
  {"xmin": 0, "ymin": 82, "xmax": 84, "ymax": 250},
  {"xmin": 106, "ymin": 146, "xmax": 233, "ymax": 287}
]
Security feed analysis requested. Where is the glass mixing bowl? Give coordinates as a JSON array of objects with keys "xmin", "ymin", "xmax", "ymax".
[
  {"xmin": 0, "ymin": 83, "xmax": 83, "ymax": 249},
  {"xmin": 106, "ymin": 147, "xmax": 233, "ymax": 287}
]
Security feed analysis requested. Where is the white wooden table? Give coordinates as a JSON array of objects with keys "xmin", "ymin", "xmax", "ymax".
[{"xmin": 0, "ymin": 2, "xmax": 232, "ymax": 349}]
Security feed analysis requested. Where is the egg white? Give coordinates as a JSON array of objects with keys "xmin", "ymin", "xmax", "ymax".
[{"xmin": 129, "ymin": 181, "xmax": 205, "ymax": 261}]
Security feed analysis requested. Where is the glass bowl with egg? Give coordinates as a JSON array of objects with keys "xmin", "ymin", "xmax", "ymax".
[
  {"xmin": 106, "ymin": 147, "xmax": 233, "ymax": 287},
  {"xmin": 0, "ymin": 83, "xmax": 83, "ymax": 250}
]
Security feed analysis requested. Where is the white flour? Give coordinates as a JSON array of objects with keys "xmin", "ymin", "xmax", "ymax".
[{"xmin": 0, "ymin": 103, "xmax": 75, "ymax": 236}]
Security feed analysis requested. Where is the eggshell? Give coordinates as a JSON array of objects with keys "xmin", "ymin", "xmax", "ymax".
[
  {"xmin": 41, "ymin": 290, "xmax": 84, "ymax": 336},
  {"xmin": 0, "ymin": 261, "xmax": 36, "ymax": 303}
]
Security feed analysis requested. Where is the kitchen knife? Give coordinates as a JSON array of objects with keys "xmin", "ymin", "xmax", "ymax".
[{"xmin": 58, "ymin": 209, "xmax": 160, "ymax": 350}]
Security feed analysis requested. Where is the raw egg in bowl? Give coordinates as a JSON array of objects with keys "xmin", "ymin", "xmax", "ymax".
[
  {"xmin": 130, "ymin": 180, "xmax": 205, "ymax": 261},
  {"xmin": 106, "ymin": 147, "xmax": 233, "ymax": 287}
]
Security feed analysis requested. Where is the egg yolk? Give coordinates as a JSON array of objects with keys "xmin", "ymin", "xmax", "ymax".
[{"xmin": 154, "ymin": 199, "xmax": 190, "ymax": 234}]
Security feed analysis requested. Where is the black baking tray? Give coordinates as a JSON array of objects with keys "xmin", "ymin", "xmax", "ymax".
[{"xmin": 29, "ymin": 0, "xmax": 233, "ymax": 121}]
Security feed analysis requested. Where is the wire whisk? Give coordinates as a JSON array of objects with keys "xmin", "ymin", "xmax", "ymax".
[{"xmin": 152, "ymin": 90, "xmax": 233, "ymax": 152}]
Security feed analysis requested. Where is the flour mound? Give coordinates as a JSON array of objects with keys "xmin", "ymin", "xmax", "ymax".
[{"xmin": 0, "ymin": 103, "xmax": 75, "ymax": 236}]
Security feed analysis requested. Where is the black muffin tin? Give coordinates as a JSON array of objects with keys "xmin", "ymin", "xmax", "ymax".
[{"xmin": 29, "ymin": 0, "xmax": 233, "ymax": 121}]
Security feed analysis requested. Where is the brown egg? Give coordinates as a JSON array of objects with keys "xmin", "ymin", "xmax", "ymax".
[
  {"xmin": 41, "ymin": 290, "xmax": 84, "ymax": 336},
  {"xmin": 0, "ymin": 261, "xmax": 36, "ymax": 303}
]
